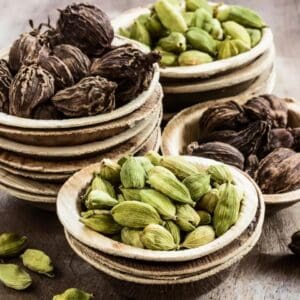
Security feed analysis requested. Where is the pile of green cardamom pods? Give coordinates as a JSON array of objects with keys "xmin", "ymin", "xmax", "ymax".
[
  {"xmin": 80, "ymin": 152, "xmax": 244, "ymax": 251},
  {"xmin": 0, "ymin": 233, "xmax": 92, "ymax": 298},
  {"xmin": 119, "ymin": 0, "xmax": 266, "ymax": 66}
]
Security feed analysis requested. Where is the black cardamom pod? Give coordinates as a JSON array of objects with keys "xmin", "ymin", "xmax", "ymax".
[
  {"xmin": 0, "ymin": 60, "xmax": 13, "ymax": 113},
  {"xmin": 33, "ymin": 102, "xmax": 63, "ymax": 120}
]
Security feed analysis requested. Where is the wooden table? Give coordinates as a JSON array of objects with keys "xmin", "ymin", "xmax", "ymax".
[{"xmin": 1, "ymin": 0, "xmax": 300, "ymax": 299}]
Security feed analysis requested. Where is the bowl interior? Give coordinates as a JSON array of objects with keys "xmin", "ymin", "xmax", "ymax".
[{"xmin": 56, "ymin": 156, "xmax": 258, "ymax": 262}]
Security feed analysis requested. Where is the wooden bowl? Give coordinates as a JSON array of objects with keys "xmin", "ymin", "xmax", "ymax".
[
  {"xmin": 162, "ymin": 97, "xmax": 300, "ymax": 208},
  {"xmin": 0, "ymin": 84, "xmax": 163, "ymax": 147},
  {"xmin": 0, "ymin": 37, "xmax": 160, "ymax": 130},
  {"xmin": 57, "ymin": 156, "xmax": 258, "ymax": 262},
  {"xmin": 63, "ymin": 179, "xmax": 263, "ymax": 291},
  {"xmin": 112, "ymin": 7, "xmax": 273, "ymax": 79},
  {"xmin": 0, "ymin": 103, "xmax": 161, "ymax": 159}
]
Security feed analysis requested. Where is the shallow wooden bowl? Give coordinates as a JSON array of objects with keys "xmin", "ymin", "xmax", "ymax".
[
  {"xmin": 0, "ymin": 103, "xmax": 161, "ymax": 159},
  {"xmin": 0, "ymin": 84, "xmax": 163, "ymax": 147},
  {"xmin": 112, "ymin": 6, "xmax": 273, "ymax": 80},
  {"xmin": 0, "ymin": 37, "xmax": 160, "ymax": 130},
  {"xmin": 57, "ymin": 156, "xmax": 258, "ymax": 262},
  {"xmin": 162, "ymin": 97, "xmax": 300, "ymax": 208}
]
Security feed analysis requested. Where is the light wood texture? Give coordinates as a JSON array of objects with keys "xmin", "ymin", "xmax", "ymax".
[{"xmin": 57, "ymin": 156, "xmax": 258, "ymax": 262}]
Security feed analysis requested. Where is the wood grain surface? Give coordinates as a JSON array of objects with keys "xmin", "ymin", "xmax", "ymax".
[{"xmin": 0, "ymin": 0, "xmax": 300, "ymax": 299}]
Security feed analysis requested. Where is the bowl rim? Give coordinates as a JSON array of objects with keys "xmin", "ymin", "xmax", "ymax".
[
  {"xmin": 112, "ymin": 6, "xmax": 273, "ymax": 79},
  {"xmin": 56, "ymin": 156, "xmax": 258, "ymax": 262},
  {"xmin": 0, "ymin": 37, "xmax": 160, "ymax": 130},
  {"xmin": 161, "ymin": 96, "xmax": 300, "ymax": 206}
]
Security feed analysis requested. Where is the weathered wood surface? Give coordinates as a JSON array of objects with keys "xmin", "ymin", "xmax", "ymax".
[{"xmin": 0, "ymin": 0, "xmax": 300, "ymax": 299}]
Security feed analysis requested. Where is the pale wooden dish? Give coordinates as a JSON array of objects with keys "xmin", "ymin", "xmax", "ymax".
[
  {"xmin": 0, "ymin": 84, "xmax": 163, "ymax": 147},
  {"xmin": 63, "ymin": 179, "xmax": 263, "ymax": 287},
  {"xmin": 57, "ymin": 156, "xmax": 258, "ymax": 262},
  {"xmin": 162, "ymin": 97, "xmax": 300, "ymax": 208},
  {"xmin": 0, "ymin": 37, "xmax": 159, "ymax": 130},
  {"xmin": 112, "ymin": 6, "xmax": 273, "ymax": 79}
]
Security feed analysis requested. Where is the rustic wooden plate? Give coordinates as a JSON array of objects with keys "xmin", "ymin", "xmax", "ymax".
[
  {"xmin": 64, "ymin": 178, "xmax": 264, "ymax": 285},
  {"xmin": 0, "ymin": 37, "xmax": 159, "ymax": 130},
  {"xmin": 112, "ymin": 6, "xmax": 273, "ymax": 79},
  {"xmin": 162, "ymin": 97, "xmax": 300, "ymax": 208},
  {"xmin": 57, "ymin": 156, "xmax": 258, "ymax": 262},
  {"xmin": 0, "ymin": 105, "xmax": 160, "ymax": 159},
  {"xmin": 0, "ymin": 84, "xmax": 163, "ymax": 147}
]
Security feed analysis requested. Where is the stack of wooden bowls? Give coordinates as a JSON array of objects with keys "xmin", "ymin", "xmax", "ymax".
[
  {"xmin": 112, "ymin": 6, "xmax": 275, "ymax": 124},
  {"xmin": 0, "ymin": 39, "xmax": 162, "ymax": 210},
  {"xmin": 56, "ymin": 156, "xmax": 264, "ymax": 299},
  {"xmin": 161, "ymin": 95, "xmax": 300, "ymax": 212}
]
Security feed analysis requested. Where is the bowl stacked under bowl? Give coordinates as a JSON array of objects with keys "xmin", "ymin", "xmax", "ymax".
[
  {"xmin": 56, "ymin": 156, "xmax": 264, "ymax": 297},
  {"xmin": 112, "ymin": 6, "xmax": 275, "ymax": 124},
  {"xmin": 0, "ymin": 49, "xmax": 162, "ymax": 210}
]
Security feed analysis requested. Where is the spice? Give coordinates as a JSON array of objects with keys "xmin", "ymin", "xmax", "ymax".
[{"xmin": 0, "ymin": 60, "xmax": 13, "ymax": 113}]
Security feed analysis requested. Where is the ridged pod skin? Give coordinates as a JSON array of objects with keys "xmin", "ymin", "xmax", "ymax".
[
  {"xmin": 246, "ymin": 28, "xmax": 262, "ymax": 47},
  {"xmin": 32, "ymin": 102, "xmax": 63, "ymax": 120},
  {"xmin": 51, "ymin": 76, "xmax": 116, "ymax": 117},
  {"xmin": 0, "ymin": 60, "xmax": 13, "ymax": 113},
  {"xmin": 53, "ymin": 288, "xmax": 93, "ymax": 300},
  {"xmin": 120, "ymin": 188, "xmax": 143, "ymax": 202},
  {"xmin": 53, "ymin": 44, "xmax": 90, "ymax": 82},
  {"xmin": 165, "ymin": 220, "xmax": 181, "ymax": 245},
  {"xmin": 217, "ymin": 39, "xmax": 250, "ymax": 59},
  {"xmin": 56, "ymin": 3, "xmax": 114, "ymax": 56},
  {"xmin": 197, "ymin": 188, "xmax": 219, "ymax": 214},
  {"xmin": 99, "ymin": 159, "xmax": 121, "ymax": 184},
  {"xmin": 181, "ymin": 225, "xmax": 215, "ymax": 248},
  {"xmin": 121, "ymin": 228, "xmax": 144, "ymax": 248},
  {"xmin": 186, "ymin": 0, "xmax": 213, "ymax": 14},
  {"xmin": 0, "ymin": 233, "xmax": 27, "ymax": 258},
  {"xmin": 130, "ymin": 20, "xmax": 152, "ymax": 47},
  {"xmin": 176, "ymin": 204, "xmax": 200, "ymax": 232},
  {"xmin": 145, "ymin": 151, "xmax": 162, "ymax": 166},
  {"xmin": 112, "ymin": 201, "xmax": 163, "ymax": 228},
  {"xmin": 213, "ymin": 183, "xmax": 243, "ymax": 237},
  {"xmin": 141, "ymin": 224, "xmax": 177, "ymax": 250},
  {"xmin": 197, "ymin": 210, "xmax": 212, "ymax": 225},
  {"xmin": 148, "ymin": 166, "xmax": 195, "ymax": 206},
  {"xmin": 85, "ymin": 190, "xmax": 118, "ymax": 210},
  {"xmin": 90, "ymin": 175, "xmax": 116, "ymax": 198},
  {"xmin": 158, "ymin": 32, "xmax": 186, "ymax": 53},
  {"xmin": 178, "ymin": 50, "xmax": 212, "ymax": 66},
  {"xmin": 222, "ymin": 21, "xmax": 251, "ymax": 48},
  {"xmin": 264, "ymin": 128, "xmax": 294, "ymax": 154},
  {"xmin": 207, "ymin": 165, "xmax": 233, "ymax": 184},
  {"xmin": 9, "ymin": 64, "xmax": 55, "ymax": 118},
  {"xmin": 183, "ymin": 173, "xmax": 211, "ymax": 201}
]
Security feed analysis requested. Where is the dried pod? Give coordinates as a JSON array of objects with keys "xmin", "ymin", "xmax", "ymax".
[
  {"xmin": 32, "ymin": 102, "xmax": 63, "ymax": 120},
  {"xmin": 203, "ymin": 121, "xmax": 270, "ymax": 156},
  {"xmin": 53, "ymin": 44, "xmax": 90, "ymax": 82},
  {"xmin": 243, "ymin": 94, "xmax": 288, "ymax": 128},
  {"xmin": 187, "ymin": 141, "xmax": 245, "ymax": 170},
  {"xmin": 257, "ymin": 151, "xmax": 300, "ymax": 194},
  {"xmin": 57, "ymin": 3, "xmax": 114, "ymax": 56},
  {"xmin": 244, "ymin": 154, "xmax": 259, "ymax": 178},
  {"xmin": 198, "ymin": 101, "xmax": 248, "ymax": 140},
  {"xmin": 291, "ymin": 128, "xmax": 300, "ymax": 151},
  {"xmin": 263, "ymin": 128, "xmax": 294, "ymax": 154},
  {"xmin": 39, "ymin": 55, "xmax": 74, "ymax": 90},
  {"xmin": 51, "ymin": 76, "xmax": 116, "ymax": 117},
  {"xmin": 9, "ymin": 64, "xmax": 55, "ymax": 118},
  {"xmin": 0, "ymin": 60, "xmax": 13, "ymax": 113},
  {"xmin": 90, "ymin": 44, "xmax": 160, "ymax": 105}
]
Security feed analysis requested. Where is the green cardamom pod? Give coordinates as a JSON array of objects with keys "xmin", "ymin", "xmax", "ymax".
[
  {"xmin": 145, "ymin": 151, "xmax": 162, "ymax": 166},
  {"xmin": 85, "ymin": 190, "xmax": 118, "ymax": 210},
  {"xmin": 197, "ymin": 188, "xmax": 219, "ymax": 213},
  {"xmin": 130, "ymin": 20, "xmax": 152, "ymax": 46},
  {"xmin": 148, "ymin": 166, "xmax": 195, "ymax": 206},
  {"xmin": 91, "ymin": 175, "xmax": 116, "ymax": 198},
  {"xmin": 181, "ymin": 225, "xmax": 215, "ymax": 248},
  {"xmin": 197, "ymin": 210, "xmax": 212, "ymax": 225},
  {"xmin": 246, "ymin": 28, "xmax": 262, "ymax": 47},
  {"xmin": 0, "ymin": 233, "xmax": 27, "ymax": 258},
  {"xmin": 118, "ymin": 27, "xmax": 131, "ymax": 38},
  {"xmin": 222, "ymin": 21, "xmax": 251, "ymax": 48},
  {"xmin": 216, "ymin": 5, "xmax": 266, "ymax": 29},
  {"xmin": 21, "ymin": 249, "xmax": 54, "ymax": 277},
  {"xmin": 53, "ymin": 288, "xmax": 93, "ymax": 300},
  {"xmin": 176, "ymin": 204, "xmax": 200, "ymax": 232},
  {"xmin": 186, "ymin": 27, "xmax": 217, "ymax": 55},
  {"xmin": 154, "ymin": 0, "xmax": 188, "ymax": 33},
  {"xmin": 140, "ymin": 189, "xmax": 177, "ymax": 220},
  {"xmin": 112, "ymin": 201, "xmax": 163, "ymax": 228},
  {"xmin": 117, "ymin": 194, "xmax": 126, "ymax": 202},
  {"xmin": 158, "ymin": 32, "xmax": 186, "ymax": 53},
  {"xmin": 145, "ymin": 14, "xmax": 168, "ymax": 39},
  {"xmin": 186, "ymin": 0, "xmax": 213, "ymax": 14},
  {"xmin": 137, "ymin": 13, "xmax": 151, "ymax": 25},
  {"xmin": 120, "ymin": 188, "xmax": 142, "ymax": 202},
  {"xmin": 178, "ymin": 50, "xmax": 212, "ymax": 66},
  {"xmin": 141, "ymin": 224, "xmax": 177, "ymax": 250},
  {"xmin": 204, "ymin": 19, "xmax": 224, "ymax": 40},
  {"xmin": 207, "ymin": 164, "xmax": 233, "ymax": 184},
  {"xmin": 159, "ymin": 50, "xmax": 178, "ymax": 66},
  {"xmin": 117, "ymin": 155, "xmax": 129, "ymax": 167},
  {"xmin": 99, "ymin": 159, "xmax": 121, "ymax": 184},
  {"xmin": 183, "ymin": 173, "xmax": 211, "ymax": 201},
  {"xmin": 191, "ymin": 8, "xmax": 212, "ymax": 28},
  {"xmin": 80, "ymin": 210, "xmax": 122, "ymax": 235},
  {"xmin": 182, "ymin": 12, "xmax": 195, "ymax": 27},
  {"xmin": 121, "ymin": 228, "xmax": 144, "ymax": 248},
  {"xmin": 0, "ymin": 264, "xmax": 32, "ymax": 290},
  {"xmin": 165, "ymin": 220, "xmax": 181, "ymax": 245},
  {"xmin": 136, "ymin": 157, "xmax": 154, "ymax": 174},
  {"xmin": 120, "ymin": 157, "xmax": 146, "ymax": 189},
  {"xmin": 160, "ymin": 156, "xmax": 200, "ymax": 179},
  {"xmin": 213, "ymin": 183, "xmax": 243, "ymax": 237}
]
